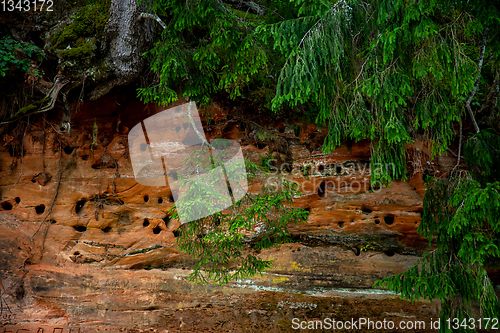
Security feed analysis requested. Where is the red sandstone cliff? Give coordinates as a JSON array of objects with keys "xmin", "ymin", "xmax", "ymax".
[{"xmin": 0, "ymin": 93, "xmax": 456, "ymax": 332}]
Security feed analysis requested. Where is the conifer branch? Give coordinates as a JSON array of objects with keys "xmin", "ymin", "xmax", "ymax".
[
  {"xmin": 478, "ymin": 69, "xmax": 499, "ymax": 114},
  {"xmin": 454, "ymin": 117, "xmax": 462, "ymax": 170},
  {"xmin": 465, "ymin": 30, "xmax": 488, "ymax": 134},
  {"xmin": 225, "ymin": 0, "xmax": 267, "ymax": 16}
]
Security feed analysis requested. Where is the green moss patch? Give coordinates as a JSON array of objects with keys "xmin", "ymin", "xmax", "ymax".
[
  {"xmin": 50, "ymin": 0, "xmax": 110, "ymax": 51},
  {"xmin": 58, "ymin": 38, "xmax": 95, "ymax": 61}
]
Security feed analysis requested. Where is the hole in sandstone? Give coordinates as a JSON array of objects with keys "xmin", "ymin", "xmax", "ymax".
[
  {"xmin": 73, "ymin": 251, "xmax": 80, "ymax": 255},
  {"xmin": 353, "ymin": 247, "xmax": 360, "ymax": 256},
  {"xmin": 14, "ymin": 197, "xmax": 20, "ymax": 204},
  {"xmin": 375, "ymin": 219, "xmax": 380, "ymax": 224},
  {"xmin": 278, "ymin": 127, "xmax": 285, "ymax": 133},
  {"xmin": 318, "ymin": 181, "xmax": 326, "ymax": 197},
  {"xmin": 338, "ymin": 221, "xmax": 345, "ymax": 228},
  {"xmin": 31, "ymin": 178, "xmax": 37, "ymax": 183},
  {"xmin": 336, "ymin": 166, "xmax": 342, "ymax": 173},
  {"xmin": 35, "ymin": 204, "xmax": 45, "ymax": 214},
  {"xmin": 75, "ymin": 199, "xmax": 87, "ymax": 215},
  {"xmin": 384, "ymin": 250, "xmax": 395, "ymax": 257},
  {"xmin": 158, "ymin": 197, "xmax": 163, "ymax": 204},
  {"xmin": 168, "ymin": 171, "xmax": 178, "ymax": 180},
  {"xmin": 81, "ymin": 154, "xmax": 90, "ymax": 161},
  {"xmin": 162, "ymin": 215, "xmax": 171, "ymax": 224},
  {"xmin": 256, "ymin": 143, "xmax": 267, "ymax": 149},
  {"xmin": 384, "ymin": 216, "xmax": 395, "ymax": 225},
  {"xmin": 102, "ymin": 226, "xmax": 112, "ymax": 233},
  {"xmin": 63, "ymin": 146, "xmax": 75, "ymax": 155},
  {"xmin": 73, "ymin": 225, "xmax": 87, "ymax": 232},
  {"xmin": 173, "ymin": 230, "xmax": 181, "ymax": 238},
  {"xmin": 143, "ymin": 218, "xmax": 150, "ymax": 227},
  {"xmin": 143, "ymin": 195, "xmax": 149, "ymax": 202},
  {"xmin": 362, "ymin": 208, "xmax": 372, "ymax": 214},
  {"xmin": 153, "ymin": 225, "xmax": 162, "ymax": 234},
  {"xmin": 318, "ymin": 164, "xmax": 324, "ymax": 171},
  {"xmin": 1, "ymin": 201, "xmax": 13, "ymax": 210}
]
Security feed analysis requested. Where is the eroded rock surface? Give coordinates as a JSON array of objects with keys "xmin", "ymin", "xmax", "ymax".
[{"xmin": 0, "ymin": 95, "xmax": 453, "ymax": 331}]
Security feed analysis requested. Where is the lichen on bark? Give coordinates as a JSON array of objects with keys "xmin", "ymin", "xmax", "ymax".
[{"xmin": 102, "ymin": 0, "xmax": 155, "ymax": 86}]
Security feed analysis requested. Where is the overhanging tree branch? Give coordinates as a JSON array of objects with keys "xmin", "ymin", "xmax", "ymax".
[
  {"xmin": 139, "ymin": 12, "xmax": 166, "ymax": 30},
  {"xmin": 465, "ymin": 30, "xmax": 488, "ymax": 134},
  {"xmin": 224, "ymin": 0, "xmax": 267, "ymax": 16}
]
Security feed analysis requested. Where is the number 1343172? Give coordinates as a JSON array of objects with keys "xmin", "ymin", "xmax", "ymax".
[{"xmin": 1, "ymin": 0, "xmax": 53, "ymax": 12}]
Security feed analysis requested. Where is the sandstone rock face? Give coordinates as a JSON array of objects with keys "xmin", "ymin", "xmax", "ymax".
[{"xmin": 0, "ymin": 95, "xmax": 451, "ymax": 331}]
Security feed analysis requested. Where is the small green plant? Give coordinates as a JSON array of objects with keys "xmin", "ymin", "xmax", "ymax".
[
  {"xmin": 260, "ymin": 153, "xmax": 274, "ymax": 171},
  {"xmin": 0, "ymin": 35, "xmax": 45, "ymax": 77},
  {"xmin": 302, "ymin": 164, "xmax": 312, "ymax": 177},
  {"xmin": 91, "ymin": 120, "xmax": 98, "ymax": 151},
  {"xmin": 168, "ymin": 148, "xmax": 308, "ymax": 285},
  {"xmin": 360, "ymin": 244, "xmax": 375, "ymax": 252},
  {"xmin": 422, "ymin": 173, "xmax": 435, "ymax": 184}
]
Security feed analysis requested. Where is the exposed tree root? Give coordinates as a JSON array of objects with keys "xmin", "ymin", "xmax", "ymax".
[
  {"xmin": 22, "ymin": 131, "xmax": 62, "ymax": 267},
  {"xmin": 1, "ymin": 75, "xmax": 71, "ymax": 125},
  {"xmin": 12, "ymin": 116, "xmax": 30, "ymax": 187}
]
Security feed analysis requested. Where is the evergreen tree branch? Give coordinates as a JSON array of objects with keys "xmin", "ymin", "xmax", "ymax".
[
  {"xmin": 478, "ymin": 69, "xmax": 499, "ymax": 114},
  {"xmin": 454, "ymin": 117, "xmax": 462, "ymax": 170},
  {"xmin": 465, "ymin": 29, "xmax": 488, "ymax": 134},
  {"xmin": 224, "ymin": 0, "xmax": 267, "ymax": 16}
]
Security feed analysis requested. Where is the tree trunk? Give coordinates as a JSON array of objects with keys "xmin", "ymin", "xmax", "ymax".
[{"xmin": 90, "ymin": 0, "xmax": 155, "ymax": 100}]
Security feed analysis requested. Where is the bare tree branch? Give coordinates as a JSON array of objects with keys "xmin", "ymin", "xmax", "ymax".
[{"xmin": 139, "ymin": 12, "xmax": 166, "ymax": 30}]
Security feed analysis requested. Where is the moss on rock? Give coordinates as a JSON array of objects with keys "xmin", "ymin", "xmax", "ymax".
[
  {"xmin": 50, "ymin": 0, "xmax": 110, "ymax": 51},
  {"xmin": 58, "ymin": 38, "xmax": 96, "ymax": 61}
]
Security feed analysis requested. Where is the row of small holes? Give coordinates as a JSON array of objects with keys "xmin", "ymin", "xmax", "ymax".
[
  {"xmin": 1, "ymin": 201, "xmax": 45, "ymax": 215},
  {"xmin": 338, "ymin": 216, "xmax": 395, "ymax": 228},
  {"xmin": 143, "ymin": 217, "xmax": 179, "ymax": 237},
  {"xmin": 0, "ymin": 197, "xmax": 21, "ymax": 210},
  {"xmin": 144, "ymin": 195, "xmax": 166, "ymax": 204}
]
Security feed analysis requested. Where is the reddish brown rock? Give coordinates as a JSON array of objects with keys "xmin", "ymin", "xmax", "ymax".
[{"xmin": 0, "ymin": 94, "xmax": 457, "ymax": 331}]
